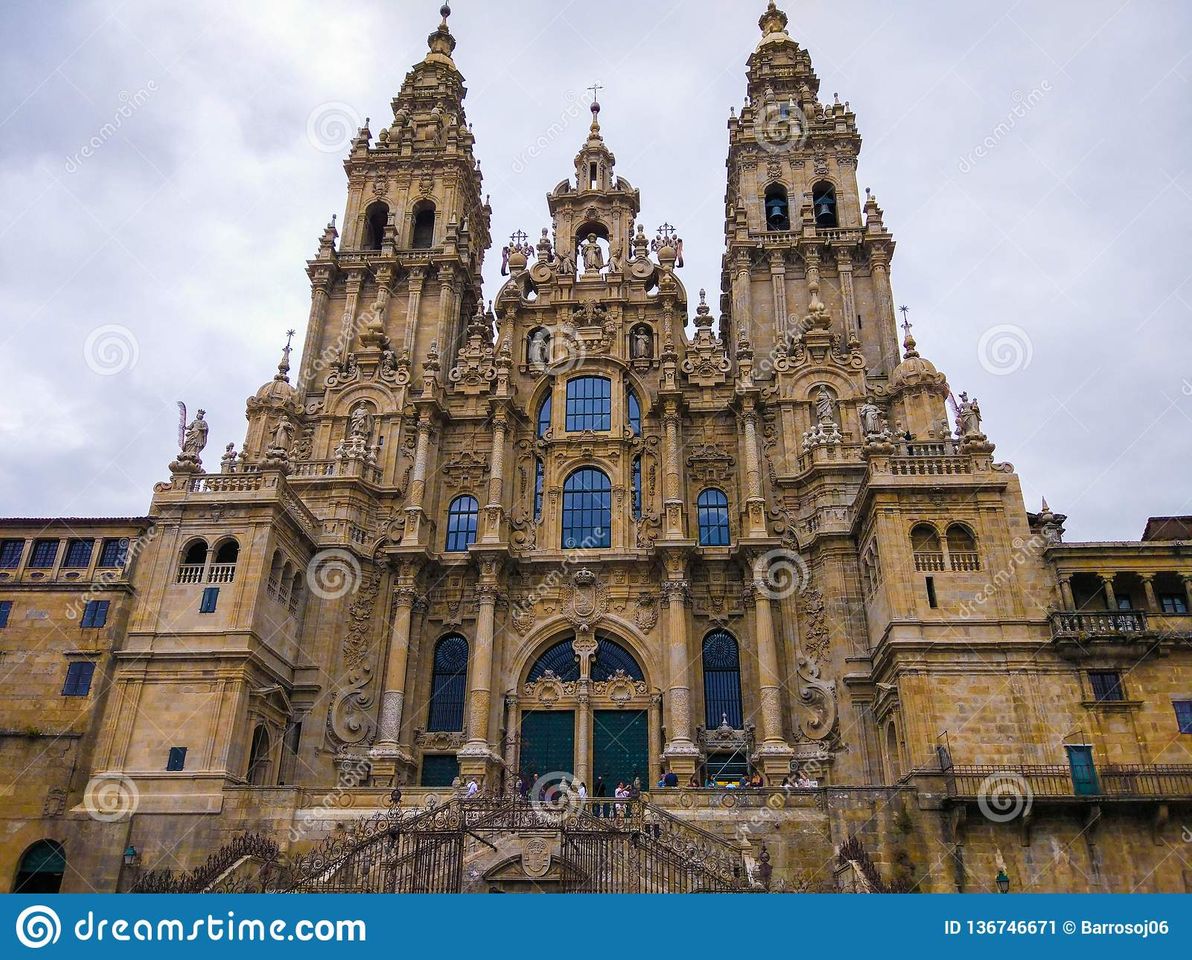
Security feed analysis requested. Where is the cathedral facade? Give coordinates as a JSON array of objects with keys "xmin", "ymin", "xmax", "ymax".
[{"xmin": 3, "ymin": 3, "xmax": 1192, "ymax": 894}]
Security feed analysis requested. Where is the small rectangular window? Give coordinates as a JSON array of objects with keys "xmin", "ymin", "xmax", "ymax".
[
  {"xmin": 98, "ymin": 538, "xmax": 129, "ymax": 568},
  {"xmin": 925, "ymin": 576, "xmax": 938, "ymax": 609},
  {"xmin": 199, "ymin": 586, "xmax": 219, "ymax": 613},
  {"xmin": 1116, "ymin": 596, "xmax": 1133, "ymax": 611},
  {"xmin": 63, "ymin": 539, "xmax": 94, "ymax": 568},
  {"xmin": 0, "ymin": 539, "xmax": 24, "ymax": 568},
  {"xmin": 0, "ymin": 600, "xmax": 11, "ymax": 628},
  {"xmin": 28, "ymin": 539, "xmax": 59, "ymax": 568},
  {"xmin": 1174, "ymin": 700, "xmax": 1192, "ymax": 734},
  {"xmin": 166, "ymin": 746, "xmax": 187, "ymax": 771},
  {"xmin": 81, "ymin": 599, "xmax": 109, "ymax": 628},
  {"xmin": 1090, "ymin": 670, "xmax": 1124, "ymax": 703},
  {"xmin": 1160, "ymin": 594, "xmax": 1188, "ymax": 615},
  {"xmin": 62, "ymin": 661, "xmax": 96, "ymax": 697}
]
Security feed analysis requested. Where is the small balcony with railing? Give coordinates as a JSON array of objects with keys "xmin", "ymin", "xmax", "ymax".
[{"xmin": 1050, "ymin": 570, "xmax": 1192, "ymax": 655}]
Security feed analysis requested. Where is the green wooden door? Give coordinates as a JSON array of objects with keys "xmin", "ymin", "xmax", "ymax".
[
  {"xmin": 593, "ymin": 710, "xmax": 649, "ymax": 791},
  {"xmin": 1066, "ymin": 745, "xmax": 1100, "ymax": 796},
  {"xmin": 520, "ymin": 711, "xmax": 576, "ymax": 783}
]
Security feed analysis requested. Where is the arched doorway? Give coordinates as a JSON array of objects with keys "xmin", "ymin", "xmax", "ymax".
[
  {"xmin": 13, "ymin": 840, "xmax": 65, "ymax": 893},
  {"xmin": 516, "ymin": 633, "xmax": 652, "ymax": 797}
]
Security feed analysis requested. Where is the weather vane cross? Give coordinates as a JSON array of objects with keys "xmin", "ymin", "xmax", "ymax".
[
  {"xmin": 898, "ymin": 305, "xmax": 911, "ymax": 336},
  {"xmin": 587, "ymin": 81, "xmax": 604, "ymax": 104}
]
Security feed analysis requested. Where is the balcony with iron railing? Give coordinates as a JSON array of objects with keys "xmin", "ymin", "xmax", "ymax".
[{"xmin": 942, "ymin": 763, "xmax": 1192, "ymax": 803}]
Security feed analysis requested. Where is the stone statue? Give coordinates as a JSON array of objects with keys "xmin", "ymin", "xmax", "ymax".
[
  {"xmin": 272, "ymin": 416, "xmax": 294, "ymax": 453},
  {"xmin": 608, "ymin": 241, "xmax": 623, "ymax": 274},
  {"xmin": 814, "ymin": 386, "xmax": 836, "ymax": 426},
  {"xmin": 220, "ymin": 442, "xmax": 237, "ymax": 473},
  {"xmin": 955, "ymin": 392, "xmax": 983, "ymax": 437},
  {"xmin": 528, "ymin": 328, "xmax": 551, "ymax": 366},
  {"xmin": 860, "ymin": 399, "xmax": 883, "ymax": 437},
  {"xmin": 181, "ymin": 410, "xmax": 208, "ymax": 458},
  {"xmin": 631, "ymin": 326, "xmax": 652, "ymax": 359},
  {"xmin": 580, "ymin": 233, "xmax": 604, "ymax": 274},
  {"xmin": 349, "ymin": 405, "xmax": 373, "ymax": 440}
]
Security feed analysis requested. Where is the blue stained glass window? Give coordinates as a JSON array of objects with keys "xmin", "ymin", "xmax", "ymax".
[
  {"xmin": 427, "ymin": 634, "xmax": 469, "ymax": 732},
  {"xmin": 697, "ymin": 488, "xmax": 731, "ymax": 546},
  {"xmin": 561, "ymin": 468, "xmax": 611, "ymax": 549},
  {"xmin": 565, "ymin": 376, "xmax": 611, "ymax": 432},
  {"xmin": 627, "ymin": 387, "xmax": 641, "ymax": 435},
  {"xmin": 445, "ymin": 495, "xmax": 479, "ymax": 552},
  {"xmin": 537, "ymin": 394, "xmax": 552, "ymax": 438}
]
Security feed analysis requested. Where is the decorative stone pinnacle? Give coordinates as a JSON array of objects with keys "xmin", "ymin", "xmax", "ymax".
[
  {"xmin": 275, "ymin": 329, "xmax": 295, "ymax": 381},
  {"xmin": 759, "ymin": 1, "xmax": 789, "ymax": 37}
]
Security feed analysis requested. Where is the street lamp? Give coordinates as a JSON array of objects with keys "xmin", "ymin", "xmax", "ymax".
[{"xmin": 995, "ymin": 869, "xmax": 1010, "ymax": 894}]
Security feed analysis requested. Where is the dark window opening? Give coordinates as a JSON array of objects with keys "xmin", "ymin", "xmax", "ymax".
[
  {"xmin": 421, "ymin": 754, "xmax": 460, "ymax": 787},
  {"xmin": 631, "ymin": 456, "xmax": 642, "ymax": 521},
  {"xmin": 411, "ymin": 205, "xmax": 435, "ymax": 249},
  {"xmin": 363, "ymin": 202, "xmax": 388, "ymax": 251},
  {"xmin": 813, "ymin": 181, "xmax": 838, "ymax": 228},
  {"xmin": 1160, "ymin": 594, "xmax": 1187, "ymax": 614},
  {"xmin": 1090, "ymin": 671, "xmax": 1124, "ymax": 703},
  {"xmin": 98, "ymin": 538, "xmax": 128, "ymax": 568},
  {"xmin": 166, "ymin": 746, "xmax": 188, "ymax": 771},
  {"xmin": 588, "ymin": 161, "xmax": 598, "ymax": 189},
  {"xmin": 565, "ymin": 376, "xmax": 612, "ymax": 432},
  {"xmin": 702, "ymin": 630, "xmax": 742, "ymax": 728},
  {"xmin": 1175, "ymin": 700, "xmax": 1192, "ymax": 734},
  {"xmin": 427, "ymin": 634, "xmax": 469, "ymax": 731},
  {"xmin": 534, "ymin": 459, "xmax": 545, "ymax": 522},
  {"xmin": 536, "ymin": 394, "xmax": 552, "ymax": 438},
  {"xmin": 199, "ymin": 586, "xmax": 219, "ymax": 613},
  {"xmin": 63, "ymin": 539, "xmax": 94, "ymax": 568},
  {"xmin": 0, "ymin": 539, "xmax": 24, "ymax": 568},
  {"xmin": 28, "ymin": 539, "xmax": 59, "ymax": 569},
  {"xmin": 13, "ymin": 840, "xmax": 65, "ymax": 894},
  {"xmin": 926, "ymin": 576, "xmax": 938, "ymax": 608},
  {"xmin": 697, "ymin": 488, "xmax": 731, "ymax": 547},
  {"xmin": 764, "ymin": 184, "xmax": 790, "ymax": 231},
  {"xmin": 0, "ymin": 600, "xmax": 10, "ymax": 628},
  {"xmin": 627, "ymin": 387, "xmax": 641, "ymax": 435}
]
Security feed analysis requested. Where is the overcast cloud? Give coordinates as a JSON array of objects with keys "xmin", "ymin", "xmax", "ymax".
[{"xmin": 0, "ymin": 0, "xmax": 1189, "ymax": 541}]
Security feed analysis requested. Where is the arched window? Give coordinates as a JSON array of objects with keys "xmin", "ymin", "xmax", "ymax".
[
  {"xmin": 363, "ymin": 201, "xmax": 388, "ymax": 251},
  {"xmin": 178, "ymin": 539, "xmax": 208, "ymax": 584},
  {"xmin": 267, "ymin": 550, "xmax": 283, "ymax": 599},
  {"xmin": 536, "ymin": 393, "xmax": 552, "ymax": 438},
  {"xmin": 528, "ymin": 638, "xmax": 580, "ymax": 682},
  {"xmin": 210, "ymin": 539, "xmax": 239, "ymax": 583},
  {"xmin": 411, "ymin": 202, "xmax": 435, "ymax": 249},
  {"xmin": 911, "ymin": 523, "xmax": 943, "ymax": 571},
  {"xmin": 697, "ymin": 489, "xmax": 731, "ymax": 546},
  {"xmin": 534, "ymin": 458, "xmax": 544, "ymax": 522},
  {"xmin": 813, "ymin": 181, "xmax": 838, "ymax": 228},
  {"xmin": 631, "ymin": 455, "xmax": 642, "ymax": 521},
  {"xmin": 565, "ymin": 376, "xmax": 612, "ymax": 432},
  {"xmin": 946, "ymin": 523, "xmax": 980, "ymax": 571},
  {"xmin": 591, "ymin": 636, "xmax": 644, "ymax": 681},
  {"xmin": 765, "ymin": 183, "xmax": 790, "ymax": 231},
  {"xmin": 247, "ymin": 725, "xmax": 272, "ymax": 785},
  {"xmin": 13, "ymin": 840, "xmax": 65, "ymax": 894},
  {"xmin": 445, "ymin": 496, "xmax": 479, "ymax": 552},
  {"xmin": 561, "ymin": 468, "xmax": 611, "ymax": 549},
  {"xmin": 627, "ymin": 386, "xmax": 641, "ymax": 435},
  {"xmin": 427, "ymin": 634, "xmax": 469, "ymax": 731},
  {"xmin": 288, "ymin": 570, "xmax": 304, "ymax": 614},
  {"xmin": 702, "ymin": 630, "xmax": 743, "ymax": 728}
]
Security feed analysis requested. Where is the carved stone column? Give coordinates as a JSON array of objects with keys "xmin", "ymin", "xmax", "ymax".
[
  {"xmin": 576, "ymin": 686, "xmax": 592, "ymax": 788},
  {"xmin": 747, "ymin": 575, "xmax": 794, "ymax": 777},
  {"xmin": 402, "ymin": 266, "xmax": 426, "ymax": 355},
  {"xmin": 1058, "ymin": 575, "xmax": 1075, "ymax": 610},
  {"xmin": 1140, "ymin": 574, "xmax": 1159, "ymax": 613},
  {"xmin": 768, "ymin": 251, "xmax": 788, "ymax": 333},
  {"xmin": 338, "ymin": 269, "xmax": 364, "ymax": 358},
  {"xmin": 370, "ymin": 564, "xmax": 421, "ymax": 786},
  {"xmin": 870, "ymin": 249, "xmax": 898, "ymax": 374},
  {"xmin": 661, "ymin": 572, "xmax": 699, "ymax": 777},
  {"xmin": 401, "ymin": 410, "xmax": 434, "ymax": 545},
  {"xmin": 740, "ymin": 404, "xmax": 768, "ymax": 538},
  {"xmin": 299, "ymin": 270, "xmax": 332, "ymax": 390},
  {"xmin": 837, "ymin": 247, "xmax": 858, "ymax": 343},
  {"xmin": 481, "ymin": 406, "xmax": 508, "ymax": 544},
  {"xmin": 1100, "ymin": 573, "xmax": 1118, "ymax": 610},
  {"xmin": 662, "ymin": 400, "xmax": 685, "ymax": 539},
  {"xmin": 459, "ymin": 558, "xmax": 502, "ymax": 781}
]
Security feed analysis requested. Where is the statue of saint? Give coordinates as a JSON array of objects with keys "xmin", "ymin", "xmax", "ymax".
[
  {"xmin": 528, "ymin": 329, "xmax": 551, "ymax": 366},
  {"xmin": 349, "ymin": 405, "xmax": 373, "ymax": 440},
  {"xmin": 181, "ymin": 410, "xmax": 208, "ymax": 457},
  {"xmin": 272, "ymin": 416, "xmax": 294, "ymax": 453},
  {"xmin": 631, "ymin": 326, "xmax": 652, "ymax": 359},
  {"xmin": 860, "ymin": 399, "xmax": 883, "ymax": 437},
  {"xmin": 581, "ymin": 234, "xmax": 604, "ymax": 274},
  {"xmin": 555, "ymin": 248, "xmax": 575, "ymax": 276},
  {"xmin": 814, "ymin": 386, "xmax": 836, "ymax": 425}
]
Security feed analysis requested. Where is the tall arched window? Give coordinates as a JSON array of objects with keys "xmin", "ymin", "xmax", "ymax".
[
  {"xmin": 631, "ymin": 456, "xmax": 642, "ymax": 520},
  {"xmin": 411, "ymin": 203, "xmax": 435, "ymax": 248},
  {"xmin": 536, "ymin": 394, "xmax": 552, "ymax": 438},
  {"xmin": 445, "ymin": 495, "xmax": 479, "ymax": 552},
  {"xmin": 363, "ymin": 201, "xmax": 388, "ymax": 250},
  {"xmin": 210, "ymin": 538, "xmax": 239, "ymax": 583},
  {"xmin": 534, "ymin": 459, "xmax": 545, "ymax": 521},
  {"xmin": 427, "ymin": 634, "xmax": 469, "ymax": 731},
  {"xmin": 947, "ymin": 523, "xmax": 980, "ymax": 571},
  {"xmin": 247, "ymin": 725, "xmax": 272, "ymax": 785},
  {"xmin": 697, "ymin": 489, "xmax": 731, "ymax": 546},
  {"xmin": 178, "ymin": 539, "xmax": 208, "ymax": 584},
  {"xmin": 561, "ymin": 468, "xmax": 611, "ymax": 548},
  {"xmin": 765, "ymin": 183, "xmax": 790, "ymax": 231},
  {"xmin": 565, "ymin": 376, "xmax": 612, "ymax": 431},
  {"xmin": 813, "ymin": 181, "xmax": 838, "ymax": 228},
  {"xmin": 627, "ymin": 386, "xmax": 641, "ymax": 435},
  {"xmin": 13, "ymin": 840, "xmax": 65, "ymax": 894},
  {"xmin": 702, "ymin": 630, "xmax": 743, "ymax": 728},
  {"xmin": 911, "ymin": 523, "xmax": 943, "ymax": 571}
]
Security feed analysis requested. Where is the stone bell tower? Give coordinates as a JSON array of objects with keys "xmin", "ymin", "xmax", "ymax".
[{"xmin": 721, "ymin": 1, "xmax": 901, "ymax": 378}]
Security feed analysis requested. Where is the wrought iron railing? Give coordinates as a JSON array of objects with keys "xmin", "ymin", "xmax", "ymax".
[{"xmin": 944, "ymin": 763, "xmax": 1192, "ymax": 801}]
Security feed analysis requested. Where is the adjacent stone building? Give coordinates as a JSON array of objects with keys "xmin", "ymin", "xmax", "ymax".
[{"xmin": 3, "ymin": 3, "xmax": 1191, "ymax": 893}]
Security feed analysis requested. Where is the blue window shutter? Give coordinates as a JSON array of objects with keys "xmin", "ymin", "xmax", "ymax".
[
  {"xmin": 62, "ymin": 661, "xmax": 95, "ymax": 697},
  {"xmin": 166, "ymin": 746, "xmax": 187, "ymax": 771},
  {"xmin": 0, "ymin": 601, "xmax": 11, "ymax": 628},
  {"xmin": 199, "ymin": 587, "xmax": 219, "ymax": 613},
  {"xmin": 81, "ymin": 599, "xmax": 109, "ymax": 628}
]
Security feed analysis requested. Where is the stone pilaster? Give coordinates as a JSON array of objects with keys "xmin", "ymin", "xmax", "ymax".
[
  {"xmin": 481, "ymin": 406, "xmax": 508, "ymax": 543},
  {"xmin": 661, "ymin": 568, "xmax": 699, "ymax": 777},
  {"xmin": 747, "ymin": 574, "xmax": 794, "ymax": 778},
  {"xmin": 401, "ymin": 410, "xmax": 434, "ymax": 545},
  {"xmin": 458, "ymin": 558, "xmax": 502, "ymax": 781}
]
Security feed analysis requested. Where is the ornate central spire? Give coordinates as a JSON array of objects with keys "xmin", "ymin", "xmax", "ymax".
[
  {"xmin": 758, "ymin": 1, "xmax": 790, "ymax": 38},
  {"xmin": 425, "ymin": 3, "xmax": 457, "ymax": 65}
]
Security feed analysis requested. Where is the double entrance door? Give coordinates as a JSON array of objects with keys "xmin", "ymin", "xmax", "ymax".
[{"xmin": 519, "ymin": 710, "xmax": 649, "ymax": 793}]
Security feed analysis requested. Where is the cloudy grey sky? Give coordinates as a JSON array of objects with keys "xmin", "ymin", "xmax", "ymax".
[{"xmin": 1, "ymin": 0, "xmax": 1189, "ymax": 541}]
